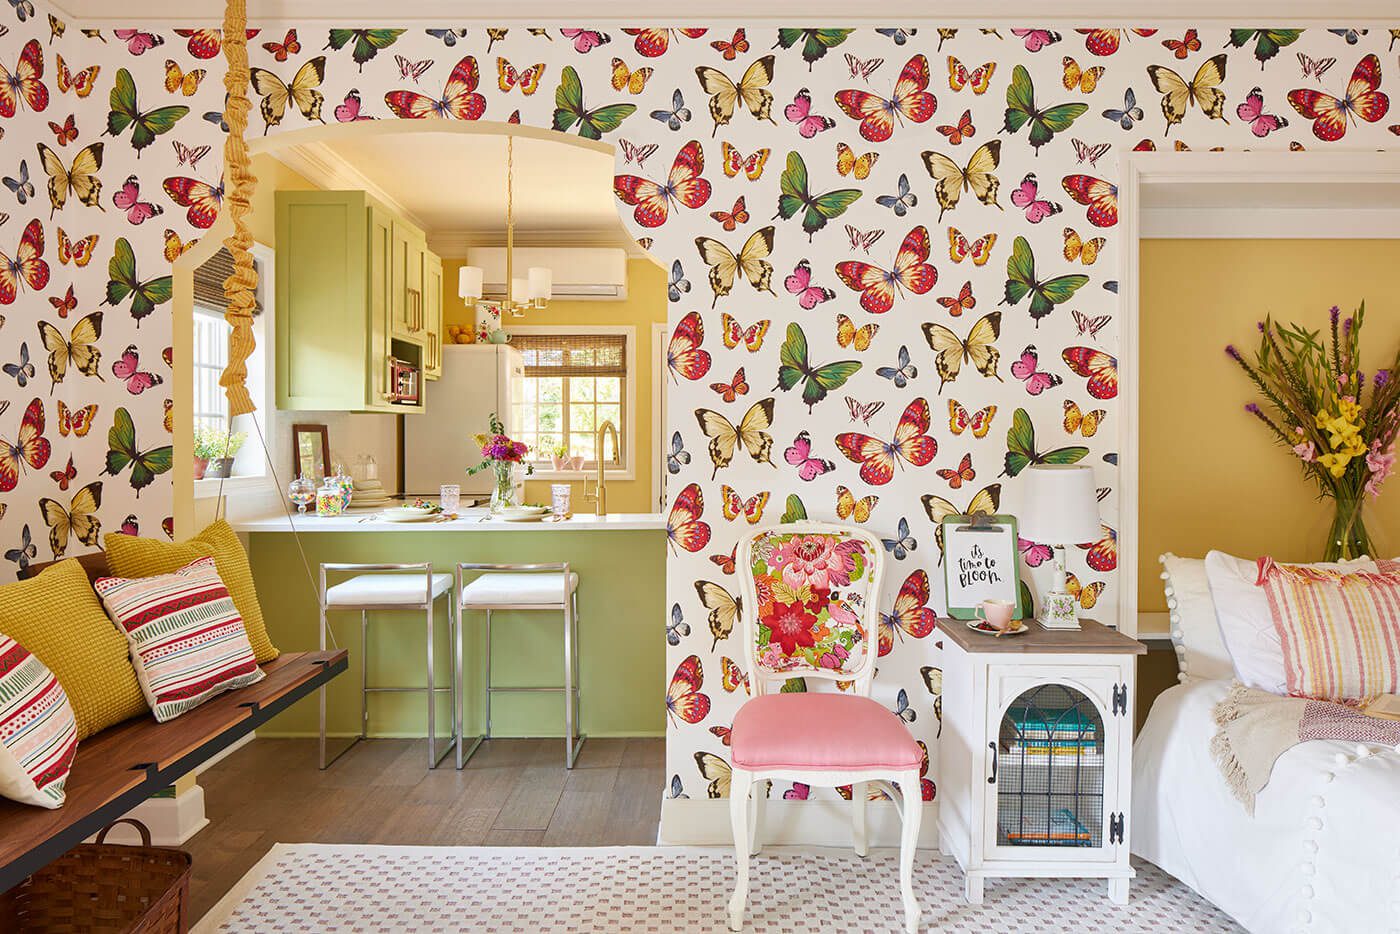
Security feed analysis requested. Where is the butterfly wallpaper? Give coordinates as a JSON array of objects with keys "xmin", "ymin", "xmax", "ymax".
[{"xmin": 0, "ymin": 8, "xmax": 1397, "ymax": 812}]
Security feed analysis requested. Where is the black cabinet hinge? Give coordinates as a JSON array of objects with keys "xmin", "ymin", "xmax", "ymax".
[
  {"xmin": 1109, "ymin": 811, "xmax": 1125, "ymax": 844},
  {"xmin": 1111, "ymin": 683, "xmax": 1128, "ymax": 716}
]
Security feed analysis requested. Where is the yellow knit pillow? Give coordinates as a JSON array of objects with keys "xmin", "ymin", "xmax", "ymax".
[
  {"xmin": 104, "ymin": 519, "xmax": 279, "ymax": 663},
  {"xmin": 0, "ymin": 559, "xmax": 148, "ymax": 739}
]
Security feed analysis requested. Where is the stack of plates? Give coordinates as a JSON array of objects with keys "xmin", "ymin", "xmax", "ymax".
[
  {"xmin": 497, "ymin": 505, "xmax": 550, "ymax": 523},
  {"xmin": 350, "ymin": 479, "xmax": 392, "ymax": 509},
  {"xmin": 381, "ymin": 504, "xmax": 441, "ymax": 522}
]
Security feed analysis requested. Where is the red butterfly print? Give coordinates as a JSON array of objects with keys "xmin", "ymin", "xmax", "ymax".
[
  {"xmin": 0, "ymin": 219, "xmax": 50, "ymax": 304},
  {"xmin": 172, "ymin": 28, "xmax": 257, "ymax": 60},
  {"xmin": 614, "ymin": 139, "xmax": 712, "ymax": 228},
  {"xmin": 497, "ymin": 59, "xmax": 544, "ymax": 95},
  {"xmin": 709, "ymin": 367, "xmax": 748, "ymax": 403},
  {"xmin": 835, "ymin": 396, "xmax": 938, "ymax": 486},
  {"xmin": 1077, "ymin": 524, "xmax": 1118, "ymax": 572},
  {"xmin": 262, "ymin": 29, "xmax": 300, "ymax": 62},
  {"xmin": 384, "ymin": 55, "xmax": 486, "ymax": 120},
  {"xmin": 623, "ymin": 28, "xmax": 707, "ymax": 58},
  {"xmin": 709, "ymin": 544, "xmax": 737, "ymax": 575},
  {"xmin": 121, "ymin": 514, "xmax": 140, "ymax": 536},
  {"xmin": 948, "ymin": 399, "xmax": 995, "ymax": 438},
  {"xmin": 720, "ymin": 656, "xmax": 748, "ymax": 693},
  {"xmin": 0, "ymin": 397, "xmax": 51, "ymax": 492},
  {"xmin": 1161, "ymin": 29, "xmax": 1201, "ymax": 60},
  {"xmin": 937, "ymin": 280, "xmax": 975, "ymax": 316},
  {"xmin": 56, "ymin": 400, "xmax": 96, "ymax": 437},
  {"xmin": 163, "ymin": 176, "xmax": 223, "ymax": 229},
  {"xmin": 1288, "ymin": 54, "xmax": 1390, "ymax": 142},
  {"xmin": 1062, "ymin": 346, "xmax": 1118, "ymax": 399},
  {"xmin": 54, "ymin": 54, "xmax": 98, "ymax": 99},
  {"xmin": 666, "ymin": 654, "xmax": 710, "ymax": 726},
  {"xmin": 720, "ymin": 484, "xmax": 768, "ymax": 524},
  {"xmin": 667, "ymin": 482, "xmax": 712, "ymax": 554},
  {"xmin": 878, "ymin": 569, "xmax": 937, "ymax": 657},
  {"xmin": 47, "ymin": 113, "xmax": 76, "ymax": 145},
  {"xmin": 48, "ymin": 284, "xmax": 76, "ymax": 318},
  {"xmin": 936, "ymin": 108, "xmax": 974, "ymax": 144},
  {"xmin": 49, "ymin": 453, "xmax": 76, "ymax": 490},
  {"xmin": 0, "ymin": 40, "xmax": 50, "ymax": 117},
  {"xmin": 161, "ymin": 516, "xmax": 174, "ymax": 539},
  {"xmin": 937, "ymin": 452, "xmax": 976, "ymax": 490},
  {"xmin": 835, "ymin": 54, "xmax": 938, "ymax": 142},
  {"xmin": 835, "ymin": 225, "xmax": 937, "ymax": 314},
  {"xmin": 112, "ymin": 344, "xmax": 163, "ymax": 395},
  {"xmin": 710, "ymin": 29, "xmax": 749, "ymax": 61},
  {"xmin": 1061, "ymin": 174, "xmax": 1118, "ymax": 228},
  {"xmin": 720, "ymin": 313, "xmax": 769, "ymax": 352},
  {"xmin": 57, "ymin": 228, "xmax": 97, "ymax": 267},
  {"xmin": 667, "ymin": 311, "xmax": 712, "ymax": 382},
  {"xmin": 1076, "ymin": 28, "xmax": 1156, "ymax": 56},
  {"xmin": 709, "ymin": 196, "xmax": 748, "ymax": 232},
  {"xmin": 709, "ymin": 725, "xmax": 733, "ymax": 746},
  {"xmin": 947, "ymin": 57, "xmax": 995, "ymax": 94}
]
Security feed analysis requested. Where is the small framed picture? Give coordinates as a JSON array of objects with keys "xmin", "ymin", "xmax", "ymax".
[
  {"xmin": 941, "ymin": 514, "xmax": 1027, "ymax": 620},
  {"xmin": 292, "ymin": 423, "xmax": 330, "ymax": 482}
]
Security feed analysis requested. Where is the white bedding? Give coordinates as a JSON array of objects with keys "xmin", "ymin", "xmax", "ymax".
[{"xmin": 1132, "ymin": 680, "xmax": 1400, "ymax": 934}]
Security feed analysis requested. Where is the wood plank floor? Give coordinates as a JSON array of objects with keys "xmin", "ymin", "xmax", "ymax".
[{"xmin": 184, "ymin": 736, "xmax": 665, "ymax": 921}]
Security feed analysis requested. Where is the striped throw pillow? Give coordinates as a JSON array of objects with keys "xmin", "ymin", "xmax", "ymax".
[
  {"xmin": 0, "ymin": 634, "xmax": 78, "ymax": 808},
  {"xmin": 1257, "ymin": 557, "xmax": 1400, "ymax": 702},
  {"xmin": 96, "ymin": 556, "xmax": 264, "ymax": 722}
]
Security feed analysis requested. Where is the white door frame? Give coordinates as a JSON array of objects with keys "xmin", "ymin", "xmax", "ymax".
[
  {"xmin": 652, "ymin": 321, "xmax": 669, "ymax": 512},
  {"xmin": 1116, "ymin": 150, "xmax": 1400, "ymax": 637}
]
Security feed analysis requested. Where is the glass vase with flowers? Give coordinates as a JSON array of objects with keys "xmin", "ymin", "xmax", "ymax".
[{"xmin": 468, "ymin": 413, "xmax": 534, "ymax": 513}]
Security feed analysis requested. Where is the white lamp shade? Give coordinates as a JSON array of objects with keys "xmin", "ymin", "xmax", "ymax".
[
  {"xmin": 1017, "ymin": 465, "xmax": 1102, "ymax": 545},
  {"xmin": 528, "ymin": 266, "xmax": 552, "ymax": 300},
  {"xmin": 458, "ymin": 265, "xmax": 483, "ymax": 299},
  {"xmin": 510, "ymin": 277, "xmax": 528, "ymax": 304}
]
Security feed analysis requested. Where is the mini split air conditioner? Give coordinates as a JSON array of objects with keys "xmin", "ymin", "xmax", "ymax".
[{"xmin": 466, "ymin": 247, "xmax": 629, "ymax": 301}]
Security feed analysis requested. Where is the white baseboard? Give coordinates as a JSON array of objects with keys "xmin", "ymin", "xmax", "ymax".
[
  {"xmin": 91, "ymin": 784, "xmax": 210, "ymax": 847},
  {"xmin": 659, "ymin": 797, "xmax": 939, "ymax": 848}
]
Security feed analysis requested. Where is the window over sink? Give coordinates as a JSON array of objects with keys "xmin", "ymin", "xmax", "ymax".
[{"xmin": 510, "ymin": 330, "xmax": 632, "ymax": 474}]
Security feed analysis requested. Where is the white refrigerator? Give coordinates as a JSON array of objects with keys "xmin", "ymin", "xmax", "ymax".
[{"xmin": 404, "ymin": 344, "xmax": 525, "ymax": 499}]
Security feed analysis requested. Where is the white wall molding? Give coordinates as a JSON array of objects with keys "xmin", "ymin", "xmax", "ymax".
[
  {"xmin": 1142, "ymin": 207, "xmax": 1400, "ymax": 239},
  {"xmin": 94, "ymin": 784, "xmax": 210, "ymax": 847},
  {"xmin": 429, "ymin": 229, "xmax": 647, "ymax": 259},
  {"xmin": 660, "ymin": 797, "xmax": 938, "ymax": 848},
  {"xmin": 271, "ymin": 142, "xmax": 432, "ymax": 233}
]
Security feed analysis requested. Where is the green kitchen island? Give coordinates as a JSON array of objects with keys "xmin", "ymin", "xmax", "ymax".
[{"xmin": 233, "ymin": 511, "xmax": 667, "ymax": 741}]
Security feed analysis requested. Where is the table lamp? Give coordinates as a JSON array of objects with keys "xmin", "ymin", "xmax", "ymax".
[{"xmin": 1018, "ymin": 465, "xmax": 1102, "ymax": 630}]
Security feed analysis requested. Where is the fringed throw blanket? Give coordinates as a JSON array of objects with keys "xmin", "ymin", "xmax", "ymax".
[{"xmin": 1210, "ymin": 682, "xmax": 1400, "ymax": 814}]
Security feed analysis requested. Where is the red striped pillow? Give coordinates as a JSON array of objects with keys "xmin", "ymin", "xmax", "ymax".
[
  {"xmin": 0, "ymin": 634, "xmax": 78, "ymax": 808},
  {"xmin": 96, "ymin": 556, "xmax": 264, "ymax": 722}
]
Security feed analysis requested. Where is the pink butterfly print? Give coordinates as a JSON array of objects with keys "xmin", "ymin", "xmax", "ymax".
[
  {"xmin": 783, "ymin": 783, "xmax": 810, "ymax": 801},
  {"xmin": 1019, "ymin": 536, "xmax": 1054, "ymax": 568},
  {"xmin": 784, "ymin": 430, "xmax": 835, "ymax": 481},
  {"xmin": 1009, "ymin": 173, "xmax": 1062, "ymax": 224},
  {"xmin": 560, "ymin": 29, "xmax": 610, "ymax": 53},
  {"xmin": 783, "ymin": 259, "xmax": 835, "ymax": 310},
  {"xmin": 113, "ymin": 174, "xmax": 163, "ymax": 225},
  {"xmin": 784, "ymin": 88, "xmax": 836, "ymax": 139},
  {"xmin": 120, "ymin": 514, "xmax": 140, "ymax": 536},
  {"xmin": 112, "ymin": 344, "xmax": 164, "ymax": 395},
  {"xmin": 1236, "ymin": 86, "xmax": 1289, "ymax": 138},
  {"xmin": 334, "ymin": 89, "xmax": 374, "ymax": 122},
  {"xmin": 1010, "ymin": 28, "xmax": 1062, "ymax": 52},
  {"xmin": 113, "ymin": 29, "xmax": 164, "ymax": 55},
  {"xmin": 845, "ymin": 396, "xmax": 885, "ymax": 424},
  {"xmin": 1010, "ymin": 345, "xmax": 1063, "ymax": 396}
]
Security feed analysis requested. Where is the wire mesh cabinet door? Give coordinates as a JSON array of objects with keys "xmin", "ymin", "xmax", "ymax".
[{"xmin": 981, "ymin": 664, "xmax": 1132, "ymax": 875}]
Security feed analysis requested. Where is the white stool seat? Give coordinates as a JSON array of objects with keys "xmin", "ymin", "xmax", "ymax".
[
  {"xmin": 326, "ymin": 572, "xmax": 453, "ymax": 606},
  {"xmin": 461, "ymin": 572, "xmax": 578, "ymax": 607}
]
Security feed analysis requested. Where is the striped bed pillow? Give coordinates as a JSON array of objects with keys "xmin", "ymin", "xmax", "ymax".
[
  {"xmin": 1258, "ymin": 557, "xmax": 1400, "ymax": 702},
  {"xmin": 96, "ymin": 556, "xmax": 264, "ymax": 723},
  {"xmin": 0, "ymin": 634, "xmax": 78, "ymax": 808}
]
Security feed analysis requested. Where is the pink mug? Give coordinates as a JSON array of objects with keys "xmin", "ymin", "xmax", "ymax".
[{"xmin": 976, "ymin": 599, "xmax": 1015, "ymax": 632}]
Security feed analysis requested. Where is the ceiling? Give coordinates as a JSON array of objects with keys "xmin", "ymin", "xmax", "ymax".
[
  {"xmin": 49, "ymin": 0, "xmax": 1400, "ymax": 26},
  {"xmin": 274, "ymin": 131, "xmax": 641, "ymax": 256}
]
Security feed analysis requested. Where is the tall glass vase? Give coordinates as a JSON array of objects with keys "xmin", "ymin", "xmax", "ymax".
[
  {"xmin": 490, "ymin": 462, "xmax": 519, "ymax": 514},
  {"xmin": 1323, "ymin": 495, "xmax": 1374, "ymax": 561}
]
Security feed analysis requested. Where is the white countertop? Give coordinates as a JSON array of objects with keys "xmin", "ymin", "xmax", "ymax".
[{"xmin": 231, "ymin": 508, "xmax": 666, "ymax": 533}]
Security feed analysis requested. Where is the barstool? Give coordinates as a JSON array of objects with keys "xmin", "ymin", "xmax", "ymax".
[
  {"xmin": 318, "ymin": 562, "xmax": 457, "ymax": 770},
  {"xmin": 456, "ymin": 562, "xmax": 584, "ymax": 769}
]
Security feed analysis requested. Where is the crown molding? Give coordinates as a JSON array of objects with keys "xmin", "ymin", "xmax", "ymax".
[
  {"xmin": 429, "ymin": 228, "xmax": 645, "ymax": 258},
  {"xmin": 267, "ymin": 142, "xmax": 432, "ymax": 232}
]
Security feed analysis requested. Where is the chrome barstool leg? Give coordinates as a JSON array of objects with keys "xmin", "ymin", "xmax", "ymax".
[
  {"xmin": 484, "ymin": 609, "xmax": 493, "ymax": 742},
  {"xmin": 426, "ymin": 600, "xmax": 437, "ymax": 769},
  {"xmin": 360, "ymin": 611, "xmax": 369, "ymax": 741},
  {"xmin": 563, "ymin": 587, "xmax": 585, "ymax": 769},
  {"xmin": 318, "ymin": 597, "xmax": 329, "ymax": 770}
]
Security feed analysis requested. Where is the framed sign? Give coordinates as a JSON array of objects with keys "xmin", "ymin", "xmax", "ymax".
[
  {"xmin": 941, "ymin": 514, "xmax": 1027, "ymax": 620},
  {"xmin": 292, "ymin": 423, "xmax": 330, "ymax": 482}
]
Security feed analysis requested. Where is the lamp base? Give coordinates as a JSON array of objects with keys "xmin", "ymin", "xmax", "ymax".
[{"xmin": 1037, "ymin": 591, "xmax": 1081, "ymax": 630}]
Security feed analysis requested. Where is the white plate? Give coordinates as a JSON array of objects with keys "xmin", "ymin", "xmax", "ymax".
[
  {"xmin": 381, "ymin": 507, "xmax": 439, "ymax": 521},
  {"xmin": 499, "ymin": 512, "xmax": 547, "ymax": 522},
  {"xmin": 497, "ymin": 506, "xmax": 549, "ymax": 519},
  {"xmin": 966, "ymin": 619, "xmax": 1029, "ymax": 636},
  {"xmin": 378, "ymin": 512, "xmax": 437, "ymax": 523}
]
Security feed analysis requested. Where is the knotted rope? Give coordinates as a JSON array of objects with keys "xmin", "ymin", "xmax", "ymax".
[{"xmin": 219, "ymin": 0, "xmax": 258, "ymax": 417}]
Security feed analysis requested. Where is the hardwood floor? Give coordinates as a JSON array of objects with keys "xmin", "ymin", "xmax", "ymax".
[{"xmin": 184, "ymin": 736, "xmax": 665, "ymax": 921}]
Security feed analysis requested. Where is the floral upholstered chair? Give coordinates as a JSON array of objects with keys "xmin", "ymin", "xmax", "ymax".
[{"xmin": 726, "ymin": 522, "xmax": 924, "ymax": 934}]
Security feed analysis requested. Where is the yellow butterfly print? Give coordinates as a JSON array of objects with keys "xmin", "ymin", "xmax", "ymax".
[
  {"xmin": 609, "ymin": 57, "xmax": 652, "ymax": 94},
  {"xmin": 696, "ymin": 54, "xmax": 776, "ymax": 136},
  {"xmin": 835, "ymin": 142, "xmax": 878, "ymax": 179},
  {"xmin": 1146, "ymin": 54, "xmax": 1228, "ymax": 135},
  {"xmin": 720, "ymin": 484, "xmax": 769, "ymax": 524},
  {"xmin": 1063, "ymin": 400, "xmax": 1106, "ymax": 437},
  {"xmin": 920, "ymin": 140, "xmax": 1001, "ymax": 220},
  {"xmin": 695, "ymin": 580, "xmax": 742, "ymax": 650},
  {"xmin": 1065, "ymin": 572, "xmax": 1104, "ymax": 609},
  {"xmin": 1062, "ymin": 227, "xmax": 1105, "ymax": 265},
  {"xmin": 948, "ymin": 399, "xmax": 996, "ymax": 438},
  {"xmin": 921, "ymin": 483, "xmax": 1002, "ymax": 557},
  {"xmin": 57, "ymin": 227, "xmax": 98, "ymax": 267},
  {"xmin": 947, "ymin": 56, "xmax": 995, "ymax": 94},
  {"xmin": 719, "ymin": 313, "xmax": 770, "ymax": 352},
  {"xmin": 1061, "ymin": 56, "xmax": 1104, "ymax": 93},
  {"xmin": 921, "ymin": 311, "xmax": 1003, "ymax": 393},
  {"xmin": 38, "ymin": 480, "xmax": 101, "ymax": 558},
  {"xmin": 163, "ymin": 228, "xmax": 196, "ymax": 263},
  {"xmin": 948, "ymin": 227, "xmax": 996, "ymax": 266},
  {"xmin": 836, "ymin": 313, "xmax": 878, "ymax": 351},
  {"xmin": 695, "ymin": 750, "xmax": 737, "ymax": 798},
  {"xmin": 695, "ymin": 226, "xmax": 775, "ymax": 307},
  {"xmin": 720, "ymin": 141, "xmax": 769, "ymax": 180},
  {"xmin": 164, "ymin": 59, "xmax": 205, "ymax": 96},
  {"xmin": 836, "ymin": 484, "xmax": 878, "ymax": 523},
  {"xmin": 694, "ymin": 397, "xmax": 775, "ymax": 477}
]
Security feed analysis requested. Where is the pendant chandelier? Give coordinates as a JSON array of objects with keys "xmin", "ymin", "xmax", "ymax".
[{"xmin": 457, "ymin": 135, "xmax": 552, "ymax": 317}]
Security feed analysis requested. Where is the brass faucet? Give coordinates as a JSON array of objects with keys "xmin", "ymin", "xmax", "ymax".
[{"xmin": 585, "ymin": 420, "xmax": 620, "ymax": 516}]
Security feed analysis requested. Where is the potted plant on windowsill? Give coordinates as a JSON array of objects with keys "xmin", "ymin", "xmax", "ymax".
[
  {"xmin": 193, "ymin": 426, "xmax": 247, "ymax": 480},
  {"xmin": 547, "ymin": 440, "xmax": 571, "ymax": 471}
]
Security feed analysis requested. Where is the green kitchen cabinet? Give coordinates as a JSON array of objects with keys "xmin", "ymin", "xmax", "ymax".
[
  {"xmin": 274, "ymin": 189, "xmax": 426, "ymax": 414},
  {"xmin": 423, "ymin": 251, "xmax": 443, "ymax": 380}
]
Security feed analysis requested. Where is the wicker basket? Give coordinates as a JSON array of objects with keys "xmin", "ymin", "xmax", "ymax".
[{"xmin": 0, "ymin": 818, "xmax": 192, "ymax": 933}]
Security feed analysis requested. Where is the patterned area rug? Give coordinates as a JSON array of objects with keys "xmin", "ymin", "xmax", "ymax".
[{"xmin": 196, "ymin": 844, "xmax": 1241, "ymax": 933}]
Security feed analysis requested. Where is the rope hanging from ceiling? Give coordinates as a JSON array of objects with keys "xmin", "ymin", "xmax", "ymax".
[{"xmin": 218, "ymin": 0, "xmax": 258, "ymax": 418}]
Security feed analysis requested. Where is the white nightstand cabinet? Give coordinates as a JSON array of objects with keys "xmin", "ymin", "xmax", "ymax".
[{"xmin": 936, "ymin": 618, "xmax": 1145, "ymax": 905}]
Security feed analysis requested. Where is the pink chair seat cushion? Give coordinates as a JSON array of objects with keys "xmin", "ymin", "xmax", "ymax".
[{"xmin": 730, "ymin": 693, "xmax": 922, "ymax": 772}]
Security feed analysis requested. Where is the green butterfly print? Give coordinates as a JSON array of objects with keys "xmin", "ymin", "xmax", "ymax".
[
  {"xmin": 552, "ymin": 66, "xmax": 636, "ymax": 140},
  {"xmin": 1002, "ymin": 236, "xmax": 1088, "ymax": 325},
  {"xmin": 775, "ymin": 151, "xmax": 861, "ymax": 240},
  {"xmin": 105, "ymin": 237, "xmax": 172, "ymax": 325},
  {"xmin": 104, "ymin": 407, "xmax": 173, "ymax": 496},
  {"xmin": 780, "ymin": 493, "xmax": 807, "ymax": 523},
  {"xmin": 106, "ymin": 68, "xmax": 188, "ymax": 156},
  {"xmin": 774, "ymin": 322, "xmax": 861, "ymax": 412},
  {"xmin": 1226, "ymin": 29, "xmax": 1302, "ymax": 67},
  {"xmin": 1003, "ymin": 64, "xmax": 1087, "ymax": 154},
  {"xmin": 773, "ymin": 29, "xmax": 853, "ymax": 69},
  {"xmin": 1002, "ymin": 407, "xmax": 1087, "ymax": 478},
  {"xmin": 325, "ymin": 29, "xmax": 405, "ymax": 70}
]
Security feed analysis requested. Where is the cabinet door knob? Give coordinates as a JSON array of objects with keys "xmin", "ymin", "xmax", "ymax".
[{"xmin": 987, "ymin": 742, "xmax": 998, "ymax": 785}]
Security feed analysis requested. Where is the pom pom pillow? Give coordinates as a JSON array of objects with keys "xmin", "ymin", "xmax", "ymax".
[
  {"xmin": 0, "ymin": 634, "xmax": 78, "ymax": 808},
  {"xmin": 95, "ymin": 556, "xmax": 264, "ymax": 722},
  {"xmin": 1158, "ymin": 553, "xmax": 1234, "ymax": 682}
]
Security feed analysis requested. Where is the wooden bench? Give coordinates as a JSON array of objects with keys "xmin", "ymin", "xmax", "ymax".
[{"xmin": 0, "ymin": 553, "xmax": 347, "ymax": 893}]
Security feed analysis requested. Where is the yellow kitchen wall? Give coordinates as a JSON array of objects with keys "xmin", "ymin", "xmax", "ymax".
[
  {"xmin": 1140, "ymin": 239, "xmax": 1400, "ymax": 613},
  {"xmin": 442, "ymin": 257, "xmax": 668, "ymax": 513}
]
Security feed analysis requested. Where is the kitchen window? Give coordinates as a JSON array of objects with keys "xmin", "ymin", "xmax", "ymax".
[{"xmin": 511, "ymin": 330, "xmax": 631, "ymax": 472}]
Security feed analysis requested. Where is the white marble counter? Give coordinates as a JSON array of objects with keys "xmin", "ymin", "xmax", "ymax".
[{"xmin": 231, "ymin": 508, "xmax": 666, "ymax": 533}]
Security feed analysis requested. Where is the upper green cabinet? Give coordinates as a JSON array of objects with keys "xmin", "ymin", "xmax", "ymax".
[{"xmin": 275, "ymin": 190, "xmax": 445, "ymax": 412}]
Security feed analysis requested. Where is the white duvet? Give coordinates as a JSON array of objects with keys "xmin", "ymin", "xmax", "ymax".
[{"xmin": 1132, "ymin": 680, "xmax": 1400, "ymax": 934}]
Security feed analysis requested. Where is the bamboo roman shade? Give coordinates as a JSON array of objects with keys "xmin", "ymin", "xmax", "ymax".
[
  {"xmin": 513, "ymin": 334, "xmax": 626, "ymax": 377},
  {"xmin": 194, "ymin": 247, "xmax": 262, "ymax": 315}
]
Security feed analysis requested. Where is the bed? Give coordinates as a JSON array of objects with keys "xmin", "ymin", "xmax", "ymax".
[{"xmin": 1132, "ymin": 678, "xmax": 1400, "ymax": 934}]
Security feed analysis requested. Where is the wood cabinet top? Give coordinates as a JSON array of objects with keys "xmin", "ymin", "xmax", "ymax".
[{"xmin": 937, "ymin": 617, "xmax": 1146, "ymax": 655}]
